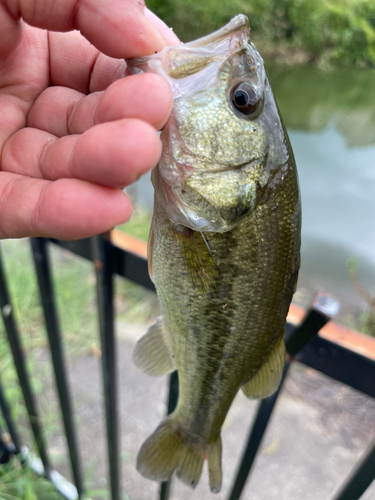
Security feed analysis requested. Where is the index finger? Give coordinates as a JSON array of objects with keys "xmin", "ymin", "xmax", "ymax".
[{"xmin": 0, "ymin": 0, "xmax": 178, "ymax": 59}]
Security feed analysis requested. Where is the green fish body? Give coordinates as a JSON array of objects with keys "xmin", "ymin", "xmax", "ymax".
[{"xmin": 127, "ymin": 15, "xmax": 301, "ymax": 493}]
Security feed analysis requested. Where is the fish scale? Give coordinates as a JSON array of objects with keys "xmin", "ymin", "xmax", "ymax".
[{"xmin": 127, "ymin": 14, "xmax": 301, "ymax": 492}]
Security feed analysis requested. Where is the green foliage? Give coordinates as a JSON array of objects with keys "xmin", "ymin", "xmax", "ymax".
[
  {"xmin": 0, "ymin": 240, "xmax": 95, "ymax": 350},
  {"xmin": 117, "ymin": 205, "xmax": 151, "ymax": 242},
  {"xmin": 347, "ymin": 256, "xmax": 375, "ymax": 337},
  {"xmin": 117, "ymin": 206, "xmax": 159, "ymax": 322},
  {"xmin": 0, "ymin": 462, "xmax": 62, "ymax": 500},
  {"xmin": 148, "ymin": 0, "xmax": 375, "ymax": 66},
  {"xmin": 270, "ymin": 0, "xmax": 375, "ymax": 65},
  {"xmin": 266, "ymin": 60, "xmax": 375, "ymax": 147},
  {"xmin": 360, "ymin": 309, "xmax": 375, "ymax": 337},
  {"xmin": 347, "ymin": 256, "xmax": 358, "ymax": 274},
  {"xmin": 147, "ymin": 0, "xmax": 253, "ymax": 42}
]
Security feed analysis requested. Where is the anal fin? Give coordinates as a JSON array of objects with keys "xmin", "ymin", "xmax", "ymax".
[
  {"xmin": 207, "ymin": 435, "xmax": 222, "ymax": 493},
  {"xmin": 132, "ymin": 317, "xmax": 175, "ymax": 376},
  {"xmin": 242, "ymin": 334, "xmax": 285, "ymax": 400}
]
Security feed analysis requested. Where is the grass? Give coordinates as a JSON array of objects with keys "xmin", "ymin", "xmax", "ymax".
[
  {"xmin": 348, "ymin": 257, "xmax": 375, "ymax": 337},
  {"xmin": 0, "ymin": 459, "xmax": 131, "ymax": 500},
  {"xmin": 0, "ymin": 205, "xmax": 154, "ymax": 350},
  {"xmin": 0, "ymin": 205, "xmax": 155, "ymax": 499},
  {"xmin": 0, "ymin": 461, "xmax": 62, "ymax": 500},
  {"xmin": 117, "ymin": 205, "xmax": 152, "ymax": 242}
]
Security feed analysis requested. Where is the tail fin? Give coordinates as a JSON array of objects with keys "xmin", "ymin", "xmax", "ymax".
[{"xmin": 137, "ymin": 415, "xmax": 222, "ymax": 491}]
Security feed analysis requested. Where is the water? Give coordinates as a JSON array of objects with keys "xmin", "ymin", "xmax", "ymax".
[
  {"xmin": 290, "ymin": 125, "xmax": 375, "ymax": 315},
  {"xmin": 268, "ymin": 62, "xmax": 375, "ymax": 318},
  {"xmin": 128, "ymin": 63, "xmax": 375, "ymax": 324}
]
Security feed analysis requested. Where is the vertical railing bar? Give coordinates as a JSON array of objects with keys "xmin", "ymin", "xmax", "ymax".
[
  {"xmin": 30, "ymin": 237, "xmax": 84, "ymax": 498},
  {"xmin": 228, "ymin": 302, "xmax": 334, "ymax": 500},
  {"xmin": 0, "ymin": 422, "xmax": 14, "ymax": 465},
  {"xmin": 286, "ymin": 309, "xmax": 332, "ymax": 357},
  {"xmin": 159, "ymin": 475, "xmax": 171, "ymax": 500},
  {"xmin": 166, "ymin": 371, "xmax": 179, "ymax": 415},
  {"xmin": 227, "ymin": 363, "xmax": 290, "ymax": 500},
  {"xmin": 0, "ymin": 373, "xmax": 22, "ymax": 454},
  {"xmin": 0, "ymin": 422, "xmax": 8, "ymax": 464},
  {"xmin": 92, "ymin": 235, "xmax": 120, "ymax": 500},
  {"xmin": 159, "ymin": 371, "xmax": 179, "ymax": 500},
  {"xmin": 332, "ymin": 438, "xmax": 375, "ymax": 500},
  {"xmin": 0, "ymin": 244, "xmax": 52, "ymax": 478}
]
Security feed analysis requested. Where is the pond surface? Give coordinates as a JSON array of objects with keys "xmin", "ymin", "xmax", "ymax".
[
  {"xmin": 128, "ymin": 62, "xmax": 375, "ymax": 325},
  {"xmin": 268, "ymin": 62, "xmax": 375, "ymax": 319}
]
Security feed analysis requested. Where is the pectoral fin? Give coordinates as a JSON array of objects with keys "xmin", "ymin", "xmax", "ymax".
[
  {"xmin": 132, "ymin": 318, "xmax": 175, "ymax": 376},
  {"xmin": 241, "ymin": 334, "xmax": 285, "ymax": 400},
  {"xmin": 175, "ymin": 227, "xmax": 218, "ymax": 293}
]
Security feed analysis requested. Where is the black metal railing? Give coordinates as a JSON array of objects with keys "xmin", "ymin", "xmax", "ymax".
[{"xmin": 0, "ymin": 235, "xmax": 374, "ymax": 500}]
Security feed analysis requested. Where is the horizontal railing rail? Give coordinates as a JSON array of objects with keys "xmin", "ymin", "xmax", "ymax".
[{"xmin": 0, "ymin": 233, "xmax": 374, "ymax": 500}]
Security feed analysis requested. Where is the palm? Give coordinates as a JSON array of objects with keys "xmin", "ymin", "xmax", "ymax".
[{"xmin": 0, "ymin": 2, "xmax": 176, "ymax": 239}]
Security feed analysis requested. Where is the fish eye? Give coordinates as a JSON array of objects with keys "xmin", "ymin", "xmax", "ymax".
[{"xmin": 230, "ymin": 83, "xmax": 262, "ymax": 118}]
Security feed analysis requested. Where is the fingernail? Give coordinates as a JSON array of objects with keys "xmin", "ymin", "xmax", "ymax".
[{"xmin": 144, "ymin": 7, "xmax": 181, "ymax": 46}]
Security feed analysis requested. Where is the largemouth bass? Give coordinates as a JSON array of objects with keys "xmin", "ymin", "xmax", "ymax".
[{"xmin": 127, "ymin": 14, "xmax": 301, "ymax": 493}]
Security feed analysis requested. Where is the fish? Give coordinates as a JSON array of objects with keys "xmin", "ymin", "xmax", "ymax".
[{"xmin": 127, "ymin": 14, "xmax": 301, "ymax": 493}]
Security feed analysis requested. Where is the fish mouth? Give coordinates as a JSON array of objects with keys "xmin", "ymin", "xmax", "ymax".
[
  {"xmin": 191, "ymin": 156, "xmax": 266, "ymax": 175},
  {"xmin": 163, "ymin": 156, "xmax": 266, "ymax": 183},
  {"xmin": 127, "ymin": 15, "xmax": 250, "ymax": 65},
  {"xmin": 183, "ymin": 14, "xmax": 249, "ymax": 49},
  {"xmin": 155, "ymin": 153, "xmax": 268, "ymax": 233}
]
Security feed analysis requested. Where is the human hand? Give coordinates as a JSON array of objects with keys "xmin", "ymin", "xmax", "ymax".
[{"xmin": 0, "ymin": 0, "xmax": 179, "ymax": 239}]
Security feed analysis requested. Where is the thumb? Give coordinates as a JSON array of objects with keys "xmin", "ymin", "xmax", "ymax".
[{"xmin": 144, "ymin": 8, "xmax": 181, "ymax": 46}]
